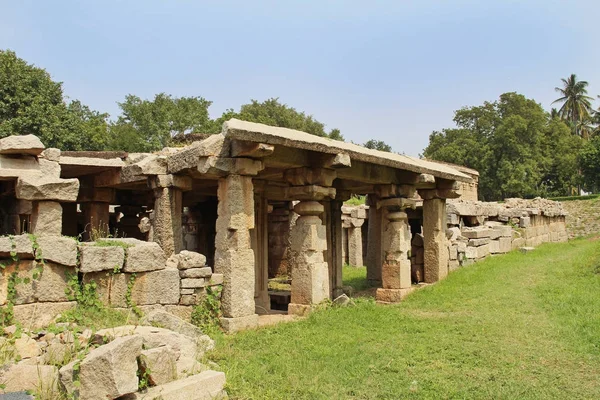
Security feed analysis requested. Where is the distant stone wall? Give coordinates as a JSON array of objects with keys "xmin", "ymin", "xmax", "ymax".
[
  {"xmin": 0, "ymin": 235, "xmax": 221, "ymax": 328},
  {"xmin": 561, "ymin": 198, "xmax": 600, "ymax": 238},
  {"xmin": 444, "ymin": 198, "xmax": 568, "ymax": 271}
]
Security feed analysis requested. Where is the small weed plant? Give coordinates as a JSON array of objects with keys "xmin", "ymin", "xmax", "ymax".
[{"xmin": 191, "ymin": 286, "xmax": 222, "ymax": 335}]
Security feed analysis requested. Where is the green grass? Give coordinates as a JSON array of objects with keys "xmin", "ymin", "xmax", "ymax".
[
  {"xmin": 211, "ymin": 238, "xmax": 600, "ymax": 399},
  {"xmin": 344, "ymin": 195, "xmax": 366, "ymax": 206},
  {"xmin": 342, "ymin": 265, "xmax": 373, "ymax": 292},
  {"xmin": 549, "ymin": 194, "xmax": 600, "ymax": 202}
]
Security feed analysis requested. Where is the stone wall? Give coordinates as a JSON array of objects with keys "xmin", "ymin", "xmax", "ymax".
[
  {"xmin": 561, "ymin": 198, "xmax": 600, "ymax": 238},
  {"xmin": 444, "ymin": 198, "xmax": 568, "ymax": 272},
  {"xmin": 0, "ymin": 235, "xmax": 221, "ymax": 327}
]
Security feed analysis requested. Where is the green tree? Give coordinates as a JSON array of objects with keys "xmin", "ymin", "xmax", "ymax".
[
  {"xmin": 112, "ymin": 93, "xmax": 214, "ymax": 151},
  {"xmin": 579, "ymin": 136, "xmax": 600, "ymax": 192},
  {"xmin": 553, "ymin": 74, "xmax": 594, "ymax": 138},
  {"xmin": 213, "ymin": 98, "xmax": 343, "ymax": 139},
  {"xmin": 0, "ymin": 49, "xmax": 110, "ymax": 150},
  {"xmin": 363, "ymin": 139, "xmax": 392, "ymax": 152},
  {"xmin": 424, "ymin": 92, "xmax": 576, "ymax": 200}
]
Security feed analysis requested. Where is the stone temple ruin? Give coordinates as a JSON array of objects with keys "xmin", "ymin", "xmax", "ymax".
[{"xmin": 0, "ymin": 119, "xmax": 568, "ymax": 335}]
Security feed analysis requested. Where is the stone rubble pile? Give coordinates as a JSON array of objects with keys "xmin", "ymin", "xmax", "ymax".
[{"xmin": 0, "ymin": 313, "xmax": 225, "ymax": 399}]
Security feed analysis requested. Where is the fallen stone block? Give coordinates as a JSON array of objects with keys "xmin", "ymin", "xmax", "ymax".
[
  {"xmin": 0, "ymin": 134, "xmax": 45, "ymax": 156},
  {"xmin": 141, "ymin": 310, "xmax": 212, "ymax": 345},
  {"xmin": 333, "ymin": 293, "xmax": 351, "ymax": 306},
  {"xmin": 0, "ymin": 363, "xmax": 59, "ymax": 394},
  {"xmin": 139, "ymin": 346, "xmax": 179, "ymax": 386},
  {"xmin": 519, "ymin": 247, "xmax": 535, "ymax": 254},
  {"xmin": 60, "ymin": 335, "xmax": 142, "ymax": 400},
  {"xmin": 121, "ymin": 370, "xmax": 226, "ymax": 400}
]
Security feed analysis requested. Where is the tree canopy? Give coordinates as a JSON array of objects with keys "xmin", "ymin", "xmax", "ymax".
[{"xmin": 424, "ymin": 92, "xmax": 581, "ymax": 200}]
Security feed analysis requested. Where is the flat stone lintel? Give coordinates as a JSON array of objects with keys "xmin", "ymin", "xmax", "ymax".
[
  {"xmin": 285, "ymin": 185, "xmax": 336, "ymax": 201},
  {"xmin": 376, "ymin": 197, "xmax": 416, "ymax": 211},
  {"xmin": 220, "ymin": 314, "xmax": 259, "ymax": 333},
  {"xmin": 375, "ymin": 184, "xmax": 416, "ymax": 199}
]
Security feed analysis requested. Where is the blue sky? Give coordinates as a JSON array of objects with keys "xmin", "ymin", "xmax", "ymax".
[{"xmin": 1, "ymin": 1, "xmax": 599, "ymax": 156}]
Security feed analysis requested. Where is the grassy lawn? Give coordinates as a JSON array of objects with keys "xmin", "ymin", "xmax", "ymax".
[{"xmin": 210, "ymin": 238, "xmax": 600, "ymax": 399}]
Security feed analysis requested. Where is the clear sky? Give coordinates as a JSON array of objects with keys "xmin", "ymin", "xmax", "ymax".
[{"xmin": 1, "ymin": 1, "xmax": 599, "ymax": 156}]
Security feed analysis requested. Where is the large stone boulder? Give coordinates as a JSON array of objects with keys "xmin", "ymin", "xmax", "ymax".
[
  {"xmin": 12, "ymin": 301, "xmax": 76, "ymax": 329},
  {"xmin": 0, "ymin": 134, "xmax": 45, "ymax": 156},
  {"xmin": 60, "ymin": 335, "xmax": 143, "ymax": 400}
]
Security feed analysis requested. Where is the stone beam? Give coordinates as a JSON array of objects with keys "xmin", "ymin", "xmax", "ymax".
[
  {"xmin": 336, "ymin": 160, "xmax": 419, "ymax": 186},
  {"xmin": 231, "ymin": 140, "xmax": 275, "ymax": 158},
  {"xmin": 322, "ymin": 153, "xmax": 351, "ymax": 169}
]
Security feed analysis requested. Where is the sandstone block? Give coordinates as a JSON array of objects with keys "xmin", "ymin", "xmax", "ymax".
[
  {"xmin": 208, "ymin": 273, "xmax": 224, "ymax": 285},
  {"xmin": 0, "ymin": 234, "xmax": 34, "ymax": 258},
  {"xmin": 16, "ymin": 176, "xmax": 79, "ymax": 202},
  {"xmin": 13, "ymin": 301, "xmax": 76, "ymax": 329},
  {"xmin": 498, "ymin": 237, "xmax": 511, "ymax": 253},
  {"xmin": 462, "ymin": 228, "xmax": 492, "ymax": 239},
  {"xmin": 448, "ymin": 259, "xmax": 460, "ymax": 271},
  {"xmin": 181, "ymin": 278, "xmax": 206, "ymax": 289},
  {"xmin": 2, "ymin": 261, "xmax": 71, "ymax": 305},
  {"xmin": 14, "ymin": 334, "xmax": 41, "ymax": 359},
  {"xmin": 0, "ymin": 134, "xmax": 45, "ymax": 155},
  {"xmin": 122, "ymin": 370, "xmax": 226, "ymax": 400},
  {"xmin": 35, "ymin": 235, "xmax": 78, "ymax": 266},
  {"xmin": 85, "ymin": 268, "xmax": 180, "ymax": 307},
  {"xmin": 220, "ymin": 314, "xmax": 259, "ymax": 333},
  {"xmin": 0, "ymin": 363, "xmax": 59, "ymax": 394},
  {"xmin": 520, "ymin": 216, "xmax": 531, "ymax": 228},
  {"xmin": 179, "ymin": 267, "xmax": 212, "ymax": 278},
  {"xmin": 41, "ymin": 147, "xmax": 61, "ymax": 161},
  {"xmin": 79, "ymin": 244, "xmax": 125, "ymax": 273},
  {"xmin": 31, "ymin": 201, "xmax": 62, "ymax": 236},
  {"xmin": 60, "ymin": 335, "xmax": 142, "ymax": 400},
  {"xmin": 465, "ymin": 244, "xmax": 490, "ymax": 259},
  {"xmin": 375, "ymin": 287, "xmax": 413, "ymax": 303},
  {"xmin": 511, "ymin": 237, "xmax": 525, "ymax": 250},
  {"xmin": 140, "ymin": 346, "xmax": 178, "ymax": 386},
  {"xmin": 177, "ymin": 250, "xmax": 207, "ymax": 269},
  {"xmin": 141, "ymin": 310, "xmax": 210, "ymax": 342},
  {"xmin": 489, "ymin": 240, "xmax": 500, "ymax": 254},
  {"xmin": 468, "ymin": 237, "xmax": 490, "ymax": 247},
  {"xmin": 123, "ymin": 241, "xmax": 167, "ymax": 273}
]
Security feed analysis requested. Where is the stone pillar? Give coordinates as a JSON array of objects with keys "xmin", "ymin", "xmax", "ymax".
[
  {"xmin": 150, "ymin": 175, "xmax": 191, "ymax": 256},
  {"xmin": 214, "ymin": 174, "xmax": 258, "ymax": 331},
  {"xmin": 422, "ymin": 198, "xmax": 449, "ymax": 283},
  {"xmin": 288, "ymin": 201, "xmax": 330, "ymax": 316},
  {"xmin": 328, "ymin": 199, "xmax": 344, "ymax": 298},
  {"xmin": 31, "ymin": 201, "xmax": 63, "ymax": 236},
  {"xmin": 347, "ymin": 220, "xmax": 364, "ymax": 267},
  {"xmin": 253, "ymin": 195, "xmax": 270, "ymax": 314},
  {"xmin": 366, "ymin": 195, "xmax": 383, "ymax": 284},
  {"xmin": 376, "ymin": 210, "xmax": 412, "ymax": 303}
]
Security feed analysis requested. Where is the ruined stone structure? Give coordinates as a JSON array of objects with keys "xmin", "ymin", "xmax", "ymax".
[{"xmin": 8, "ymin": 120, "xmax": 566, "ymax": 334}]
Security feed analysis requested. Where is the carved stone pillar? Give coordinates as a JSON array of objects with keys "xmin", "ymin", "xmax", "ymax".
[
  {"xmin": 150, "ymin": 175, "xmax": 191, "ymax": 256},
  {"xmin": 418, "ymin": 177, "xmax": 459, "ymax": 283},
  {"xmin": 422, "ymin": 197, "xmax": 448, "ymax": 283},
  {"xmin": 214, "ymin": 174, "xmax": 258, "ymax": 331},
  {"xmin": 366, "ymin": 194, "xmax": 383, "ymax": 284},
  {"xmin": 375, "ymin": 197, "xmax": 415, "ymax": 303},
  {"xmin": 288, "ymin": 201, "xmax": 330, "ymax": 316}
]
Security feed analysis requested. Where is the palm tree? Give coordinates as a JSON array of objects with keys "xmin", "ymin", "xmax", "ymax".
[{"xmin": 553, "ymin": 74, "xmax": 594, "ymax": 137}]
